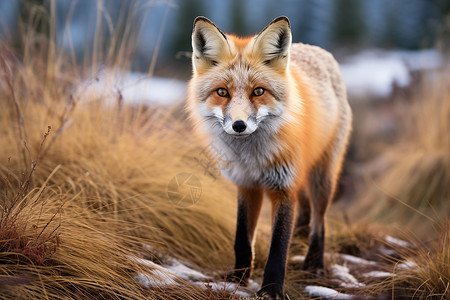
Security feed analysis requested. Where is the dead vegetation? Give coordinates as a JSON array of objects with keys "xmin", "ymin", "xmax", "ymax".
[{"xmin": 352, "ymin": 73, "xmax": 450, "ymax": 239}]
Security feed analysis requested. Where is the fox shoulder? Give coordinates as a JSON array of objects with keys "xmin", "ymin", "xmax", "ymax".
[
  {"xmin": 289, "ymin": 43, "xmax": 346, "ymax": 103},
  {"xmin": 290, "ymin": 44, "xmax": 342, "ymax": 81}
]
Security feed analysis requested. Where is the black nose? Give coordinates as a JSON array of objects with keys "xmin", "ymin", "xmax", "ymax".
[{"xmin": 232, "ymin": 120, "xmax": 247, "ymax": 133}]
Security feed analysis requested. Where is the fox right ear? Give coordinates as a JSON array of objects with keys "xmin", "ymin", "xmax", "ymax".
[
  {"xmin": 252, "ymin": 16, "xmax": 292, "ymax": 70},
  {"xmin": 192, "ymin": 17, "xmax": 231, "ymax": 74}
]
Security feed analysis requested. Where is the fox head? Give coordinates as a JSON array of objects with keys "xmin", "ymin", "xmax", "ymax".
[{"xmin": 188, "ymin": 16, "xmax": 293, "ymax": 138}]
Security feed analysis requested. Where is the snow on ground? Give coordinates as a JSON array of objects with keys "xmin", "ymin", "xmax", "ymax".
[
  {"xmin": 129, "ymin": 255, "xmax": 208, "ymax": 285},
  {"xmin": 290, "ymin": 254, "xmax": 305, "ymax": 263},
  {"xmin": 76, "ymin": 69, "xmax": 187, "ymax": 107},
  {"xmin": 363, "ymin": 271, "xmax": 393, "ymax": 278},
  {"xmin": 331, "ymin": 264, "xmax": 365, "ymax": 288},
  {"xmin": 339, "ymin": 254, "xmax": 379, "ymax": 266},
  {"xmin": 130, "ymin": 257, "xmax": 179, "ymax": 288},
  {"xmin": 194, "ymin": 280, "xmax": 258, "ymax": 297},
  {"xmin": 339, "ymin": 49, "xmax": 442, "ymax": 98},
  {"xmin": 385, "ymin": 235, "xmax": 414, "ymax": 248},
  {"xmin": 129, "ymin": 248, "xmax": 416, "ymax": 298},
  {"xmin": 304, "ymin": 285, "xmax": 354, "ymax": 299},
  {"xmin": 129, "ymin": 255, "xmax": 257, "ymax": 297},
  {"xmin": 397, "ymin": 260, "xmax": 418, "ymax": 270}
]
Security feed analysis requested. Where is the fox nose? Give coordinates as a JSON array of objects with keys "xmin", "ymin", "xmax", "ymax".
[{"xmin": 232, "ymin": 120, "xmax": 247, "ymax": 133}]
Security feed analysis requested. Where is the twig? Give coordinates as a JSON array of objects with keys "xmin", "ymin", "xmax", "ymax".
[
  {"xmin": 40, "ymin": 120, "xmax": 74, "ymax": 161},
  {"xmin": 0, "ymin": 53, "xmax": 31, "ymax": 174},
  {"xmin": 2, "ymin": 157, "xmax": 12, "ymax": 220},
  {"xmin": 15, "ymin": 126, "xmax": 52, "ymax": 202},
  {"xmin": 39, "ymin": 93, "xmax": 77, "ymax": 159},
  {"xmin": 147, "ymin": 0, "xmax": 171, "ymax": 77},
  {"xmin": 36, "ymin": 200, "xmax": 64, "ymax": 241}
]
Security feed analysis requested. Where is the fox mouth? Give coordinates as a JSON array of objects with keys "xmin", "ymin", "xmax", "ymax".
[
  {"xmin": 224, "ymin": 131, "xmax": 253, "ymax": 138},
  {"xmin": 232, "ymin": 133, "xmax": 250, "ymax": 138}
]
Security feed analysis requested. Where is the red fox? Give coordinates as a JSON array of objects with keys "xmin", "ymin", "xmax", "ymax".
[{"xmin": 187, "ymin": 16, "xmax": 352, "ymax": 299}]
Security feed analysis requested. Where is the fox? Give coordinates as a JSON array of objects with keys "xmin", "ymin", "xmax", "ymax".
[{"xmin": 186, "ymin": 16, "xmax": 352, "ymax": 299}]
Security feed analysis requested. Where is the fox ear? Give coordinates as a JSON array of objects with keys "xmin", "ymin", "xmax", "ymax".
[
  {"xmin": 253, "ymin": 16, "xmax": 292, "ymax": 69},
  {"xmin": 191, "ymin": 16, "xmax": 230, "ymax": 73}
]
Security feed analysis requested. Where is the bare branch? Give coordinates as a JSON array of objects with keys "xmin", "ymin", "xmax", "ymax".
[{"xmin": 0, "ymin": 53, "xmax": 31, "ymax": 173}]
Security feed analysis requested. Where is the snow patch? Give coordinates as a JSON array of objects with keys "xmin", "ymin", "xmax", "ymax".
[
  {"xmin": 339, "ymin": 254, "xmax": 379, "ymax": 266},
  {"xmin": 398, "ymin": 260, "xmax": 418, "ymax": 270},
  {"xmin": 246, "ymin": 279, "xmax": 261, "ymax": 292},
  {"xmin": 196, "ymin": 281, "xmax": 252, "ymax": 297},
  {"xmin": 304, "ymin": 285, "xmax": 354, "ymax": 299},
  {"xmin": 165, "ymin": 259, "xmax": 208, "ymax": 281},
  {"xmin": 76, "ymin": 69, "xmax": 187, "ymax": 107},
  {"xmin": 129, "ymin": 256, "xmax": 208, "ymax": 288},
  {"xmin": 331, "ymin": 264, "xmax": 365, "ymax": 288},
  {"xmin": 130, "ymin": 258, "xmax": 179, "ymax": 287},
  {"xmin": 290, "ymin": 255, "xmax": 305, "ymax": 263},
  {"xmin": 134, "ymin": 271, "xmax": 178, "ymax": 288},
  {"xmin": 385, "ymin": 235, "xmax": 413, "ymax": 248},
  {"xmin": 130, "ymin": 255, "xmax": 259, "ymax": 296},
  {"xmin": 340, "ymin": 49, "xmax": 443, "ymax": 98},
  {"xmin": 194, "ymin": 278, "xmax": 259, "ymax": 297},
  {"xmin": 363, "ymin": 271, "xmax": 393, "ymax": 278}
]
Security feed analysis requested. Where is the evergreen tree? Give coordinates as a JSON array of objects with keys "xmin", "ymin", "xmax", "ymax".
[
  {"xmin": 332, "ymin": 0, "xmax": 366, "ymax": 47},
  {"xmin": 170, "ymin": 0, "xmax": 205, "ymax": 56}
]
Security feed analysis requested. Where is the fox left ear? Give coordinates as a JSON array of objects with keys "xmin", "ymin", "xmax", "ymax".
[
  {"xmin": 191, "ymin": 16, "xmax": 231, "ymax": 74},
  {"xmin": 252, "ymin": 16, "xmax": 292, "ymax": 69}
]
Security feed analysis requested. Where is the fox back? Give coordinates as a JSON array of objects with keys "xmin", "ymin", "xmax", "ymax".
[{"xmin": 187, "ymin": 16, "xmax": 352, "ymax": 299}]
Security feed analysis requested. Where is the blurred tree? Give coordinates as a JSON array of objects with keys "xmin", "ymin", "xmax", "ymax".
[
  {"xmin": 332, "ymin": 0, "xmax": 366, "ymax": 47},
  {"xmin": 230, "ymin": 0, "xmax": 245, "ymax": 34},
  {"xmin": 170, "ymin": 0, "xmax": 205, "ymax": 56},
  {"xmin": 291, "ymin": 0, "xmax": 312, "ymax": 44},
  {"xmin": 436, "ymin": 0, "xmax": 450, "ymax": 53},
  {"xmin": 15, "ymin": 0, "xmax": 50, "ymax": 56},
  {"xmin": 394, "ymin": 0, "xmax": 437, "ymax": 49}
]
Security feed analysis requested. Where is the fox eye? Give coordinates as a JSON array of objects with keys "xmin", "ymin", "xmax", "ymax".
[
  {"xmin": 252, "ymin": 87, "xmax": 265, "ymax": 96},
  {"xmin": 217, "ymin": 88, "xmax": 229, "ymax": 97}
]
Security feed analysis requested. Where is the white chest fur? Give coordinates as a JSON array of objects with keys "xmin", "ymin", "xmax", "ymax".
[{"xmin": 209, "ymin": 128, "xmax": 297, "ymax": 189}]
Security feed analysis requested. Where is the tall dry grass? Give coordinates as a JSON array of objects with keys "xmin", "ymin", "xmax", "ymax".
[
  {"xmin": 392, "ymin": 224, "xmax": 450, "ymax": 299},
  {"xmin": 348, "ymin": 70, "xmax": 450, "ymax": 299},
  {"xmin": 353, "ymin": 71, "xmax": 450, "ymax": 239}
]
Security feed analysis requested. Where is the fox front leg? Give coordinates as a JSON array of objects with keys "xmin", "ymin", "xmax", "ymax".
[
  {"xmin": 230, "ymin": 186, "xmax": 263, "ymax": 285},
  {"xmin": 257, "ymin": 189, "xmax": 296, "ymax": 299}
]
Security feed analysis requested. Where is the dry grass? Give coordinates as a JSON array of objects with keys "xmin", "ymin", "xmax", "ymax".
[
  {"xmin": 0, "ymin": 51, "xmax": 251, "ymax": 298},
  {"xmin": 352, "ymin": 71, "xmax": 450, "ymax": 239},
  {"xmin": 346, "ymin": 70, "xmax": 450, "ymax": 299},
  {"xmin": 364, "ymin": 222, "xmax": 450, "ymax": 299}
]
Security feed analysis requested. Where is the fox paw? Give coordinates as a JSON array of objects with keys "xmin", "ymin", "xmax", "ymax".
[
  {"xmin": 301, "ymin": 265, "xmax": 325, "ymax": 279},
  {"xmin": 302, "ymin": 257, "xmax": 324, "ymax": 275},
  {"xmin": 257, "ymin": 285, "xmax": 285, "ymax": 299}
]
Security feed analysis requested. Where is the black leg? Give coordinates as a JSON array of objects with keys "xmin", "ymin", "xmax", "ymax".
[
  {"xmin": 258, "ymin": 191, "xmax": 295, "ymax": 299},
  {"xmin": 302, "ymin": 165, "xmax": 332, "ymax": 274},
  {"xmin": 302, "ymin": 226, "xmax": 325, "ymax": 272},
  {"xmin": 232, "ymin": 200, "xmax": 253, "ymax": 284},
  {"xmin": 230, "ymin": 186, "xmax": 263, "ymax": 285}
]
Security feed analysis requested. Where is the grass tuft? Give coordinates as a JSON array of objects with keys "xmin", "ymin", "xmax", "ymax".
[{"xmin": 353, "ymin": 71, "xmax": 450, "ymax": 239}]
